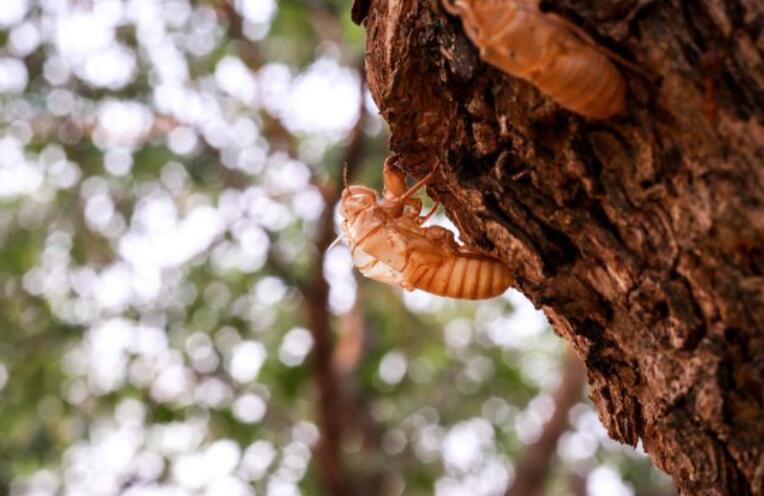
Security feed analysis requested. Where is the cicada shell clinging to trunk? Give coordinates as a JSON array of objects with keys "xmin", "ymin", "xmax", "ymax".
[
  {"xmin": 338, "ymin": 159, "xmax": 513, "ymax": 299},
  {"xmin": 442, "ymin": 0, "xmax": 631, "ymax": 119}
]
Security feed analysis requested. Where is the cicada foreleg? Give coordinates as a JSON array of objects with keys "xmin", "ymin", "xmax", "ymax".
[
  {"xmin": 382, "ymin": 158, "xmax": 422, "ymax": 214},
  {"xmin": 442, "ymin": 0, "xmax": 487, "ymax": 49},
  {"xmin": 382, "ymin": 157, "xmax": 408, "ymax": 198},
  {"xmin": 440, "ymin": 0, "xmax": 465, "ymax": 17},
  {"xmin": 383, "ymin": 159, "xmax": 438, "ymax": 203},
  {"xmin": 417, "ymin": 202, "xmax": 441, "ymax": 225},
  {"xmin": 383, "ymin": 159, "xmax": 440, "ymax": 217},
  {"xmin": 396, "ymin": 164, "xmax": 439, "ymax": 203}
]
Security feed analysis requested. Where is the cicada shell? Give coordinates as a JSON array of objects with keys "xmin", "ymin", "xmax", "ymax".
[
  {"xmin": 338, "ymin": 159, "xmax": 513, "ymax": 299},
  {"xmin": 442, "ymin": 0, "xmax": 629, "ymax": 119}
]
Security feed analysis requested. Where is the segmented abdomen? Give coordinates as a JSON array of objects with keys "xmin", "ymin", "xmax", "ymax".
[
  {"xmin": 529, "ymin": 48, "xmax": 625, "ymax": 119},
  {"xmin": 409, "ymin": 255, "xmax": 512, "ymax": 299}
]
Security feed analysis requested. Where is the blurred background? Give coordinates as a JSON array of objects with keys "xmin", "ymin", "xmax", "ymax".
[{"xmin": 0, "ymin": 1, "xmax": 676, "ymax": 495}]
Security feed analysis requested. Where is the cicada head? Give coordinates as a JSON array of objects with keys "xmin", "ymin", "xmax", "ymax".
[{"xmin": 339, "ymin": 185, "xmax": 377, "ymax": 221}]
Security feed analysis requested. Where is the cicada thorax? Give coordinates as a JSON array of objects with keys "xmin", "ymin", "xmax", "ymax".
[
  {"xmin": 464, "ymin": 1, "xmax": 546, "ymax": 74},
  {"xmin": 450, "ymin": 0, "xmax": 626, "ymax": 119},
  {"xmin": 343, "ymin": 207, "xmax": 413, "ymax": 289}
]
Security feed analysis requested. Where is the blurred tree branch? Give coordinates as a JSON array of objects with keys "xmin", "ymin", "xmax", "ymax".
[
  {"xmin": 213, "ymin": 6, "xmax": 379, "ymax": 493},
  {"xmin": 300, "ymin": 57, "xmax": 371, "ymax": 495},
  {"xmin": 568, "ymin": 472, "xmax": 588, "ymax": 496},
  {"xmin": 506, "ymin": 350, "xmax": 586, "ymax": 496}
]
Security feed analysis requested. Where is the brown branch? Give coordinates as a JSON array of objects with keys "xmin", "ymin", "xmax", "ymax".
[
  {"xmin": 334, "ymin": 280, "xmax": 386, "ymax": 451},
  {"xmin": 333, "ymin": 290, "xmax": 366, "ymax": 375},
  {"xmin": 568, "ymin": 471, "xmax": 588, "ymax": 496},
  {"xmin": 506, "ymin": 349, "xmax": 587, "ymax": 496},
  {"xmin": 214, "ymin": 4, "xmax": 375, "ymax": 492},
  {"xmin": 299, "ymin": 60, "xmax": 368, "ymax": 496}
]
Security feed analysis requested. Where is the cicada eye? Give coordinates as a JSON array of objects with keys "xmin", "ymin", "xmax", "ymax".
[
  {"xmin": 350, "ymin": 194, "xmax": 373, "ymax": 209},
  {"xmin": 340, "ymin": 192, "xmax": 373, "ymax": 218}
]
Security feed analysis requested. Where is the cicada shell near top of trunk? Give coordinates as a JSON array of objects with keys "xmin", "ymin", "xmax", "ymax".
[{"xmin": 443, "ymin": 0, "xmax": 628, "ymax": 119}]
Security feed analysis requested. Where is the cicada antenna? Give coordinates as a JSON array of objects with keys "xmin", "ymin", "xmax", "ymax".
[{"xmin": 327, "ymin": 234, "xmax": 344, "ymax": 252}]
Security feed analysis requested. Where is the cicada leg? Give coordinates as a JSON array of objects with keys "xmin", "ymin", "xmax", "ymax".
[
  {"xmin": 383, "ymin": 160, "xmax": 440, "ymax": 218},
  {"xmin": 396, "ymin": 163, "xmax": 439, "ymax": 203},
  {"xmin": 456, "ymin": 244, "xmax": 494, "ymax": 257},
  {"xmin": 440, "ymin": 0, "xmax": 465, "ymax": 17},
  {"xmin": 449, "ymin": 1, "xmax": 486, "ymax": 48},
  {"xmin": 382, "ymin": 156, "xmax": 408, "ymax": 198},
  {"xmin": 417, "ymin": 202, "xmax": 440, "ymax": 225},
  {"xmin": 422, "ymin": 225, "xmax": 456, "ymax": 244},
  {"xmin": 382, "ymin": 158, "xmax": 425, "ymax": 216}
]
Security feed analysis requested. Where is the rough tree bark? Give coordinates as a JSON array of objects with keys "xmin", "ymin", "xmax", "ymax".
[{"xmin": 354, "ymin": 0, "xmax": 764, "ymax": 494}]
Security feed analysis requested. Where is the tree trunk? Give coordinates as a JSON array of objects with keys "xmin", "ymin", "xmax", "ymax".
[{"xmin": 356, "ymin": 0, "xmax": 764, "ymax": 494}]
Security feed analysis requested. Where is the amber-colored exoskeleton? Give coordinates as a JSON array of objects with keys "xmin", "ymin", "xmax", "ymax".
[
  {"xmin": 442, "ymin": 0, "xmax": 632, "ymax": 119},
  {"xmin": 338, "ymin": 158, "xmax": 513, "ymax": 299}
]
